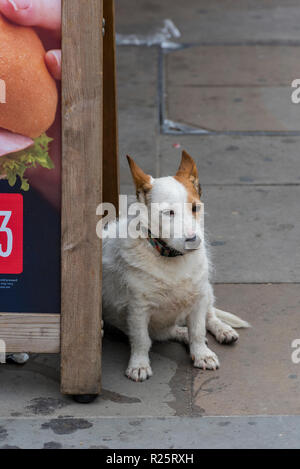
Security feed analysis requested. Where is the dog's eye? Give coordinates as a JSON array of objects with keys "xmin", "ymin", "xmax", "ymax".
[
  {"xmin": 192, "ymin": 204, "xmax": 201, "ymax": 213},
  {"xmin": 163, "ymin": 210, "xmax": 175, "ymax": 217}
]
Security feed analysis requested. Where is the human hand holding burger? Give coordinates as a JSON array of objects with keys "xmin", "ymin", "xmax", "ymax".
[{"xmin": 0, "ymin": 0, "xmax": 62, "ymax": 208}]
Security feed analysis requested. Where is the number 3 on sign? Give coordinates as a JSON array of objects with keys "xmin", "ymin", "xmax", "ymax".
[
  {"xmin": 0, "ymin": 211, "xmax": 12, "ymax": 258},
  {"xmin": 0, "ymin": 194, "xmax": 23, "ymax": 275}
]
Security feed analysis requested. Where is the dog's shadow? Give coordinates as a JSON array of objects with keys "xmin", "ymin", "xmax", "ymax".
[{"xmin": 103, "ymin": 322, "xmax": 190, "ymax": 353}]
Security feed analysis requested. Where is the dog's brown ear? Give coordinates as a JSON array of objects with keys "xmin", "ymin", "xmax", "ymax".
[
  {"xmin": 176, "ymin": 151, "xmax": 201, "ymax": 195},
  {"xmin": 127, "ymin": 156, "xmax": 152, "ymax": 197}
]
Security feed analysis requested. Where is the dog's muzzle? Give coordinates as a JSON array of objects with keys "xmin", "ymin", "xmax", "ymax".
[{"xmin": 185, "ymin": 235, "xmax": 202, "ymax": 251}]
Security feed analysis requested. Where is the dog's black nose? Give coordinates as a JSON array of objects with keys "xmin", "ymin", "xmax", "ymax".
[{"xmin": 186, "ymin": 235, "xmax": 197, "ymax": 243}]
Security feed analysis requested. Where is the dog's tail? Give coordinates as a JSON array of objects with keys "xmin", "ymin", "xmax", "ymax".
[{"xmin": 214, "ymin": 308, "xmax": 251, "ymax": 329}]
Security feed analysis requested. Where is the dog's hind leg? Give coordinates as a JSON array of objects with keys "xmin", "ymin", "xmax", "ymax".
[{"xmin": 206, "ymin": 308, "xmax": 239, "ymax": 345}]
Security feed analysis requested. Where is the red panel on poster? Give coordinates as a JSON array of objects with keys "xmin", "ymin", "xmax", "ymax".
[{"xmin": 0, "ymin": 194, "xmax": 23, "ymax": 275}]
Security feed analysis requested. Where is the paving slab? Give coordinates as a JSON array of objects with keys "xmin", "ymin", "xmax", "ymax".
[
  {"xmin": 116, "ymin": 0, "xmax": 300, "ymax": 44},
  {"xmin": 165, "ymin": 44, "xmax": 300, "ymax": 132},
  {"xmin": 166, "ymin": 85, "xmax": 299, "ymax": 132},
  {"xmin": 167, "ymin": 46, "xmax": 300, "ymax": 87},
  {"xmin": 2, "ymin": 415, "xmax": 300, "ymax": 449},
  {"xmin": 202, "ymin": 185, "xmax": 300, "ymax": 283},
  {"xmin": 193, "ymin": 284, "xmax": 300, "ymax": 417},
  {"xmin": 117, "ymin": 46, "xmax": 159, "ymax": 186},
  {"xmin": 159, "ymin": 135, "xmax": 300, "ymax": 184}
]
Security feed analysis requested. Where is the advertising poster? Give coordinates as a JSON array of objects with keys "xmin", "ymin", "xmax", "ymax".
[{"xmin": 0, "ymin": 11, "xmax": 61, "ymax": 313}]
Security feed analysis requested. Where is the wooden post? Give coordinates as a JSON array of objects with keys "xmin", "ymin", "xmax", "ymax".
[
  {"xmin": 103, "ymin": 0, "xmax": 119, "ymax": 212},
  {"xmin": 61, "ymin": 0, "xmax": 103, "ymax": 397}
]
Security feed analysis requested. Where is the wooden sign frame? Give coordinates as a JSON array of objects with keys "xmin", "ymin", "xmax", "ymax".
[{"xmin": 0, "ymin": 0, "xmax": 119, "ymax": 401}]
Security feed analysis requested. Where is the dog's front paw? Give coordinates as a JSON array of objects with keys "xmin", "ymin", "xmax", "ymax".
[
  {"xmin": 191, "ymin": 346, "xmax": 220, "ymax": 371},
  {"xmin": 215, "ymin": 325, "xmax": 239, "ymax": 345},
  {"xmin": 126, "ymin": 356, "xmax": 153, "ymax": 382}
]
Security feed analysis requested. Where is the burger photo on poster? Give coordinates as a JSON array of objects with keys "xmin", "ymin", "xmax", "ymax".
[{"xmin": 0, "ymin": 13, "xmax": 58, "ymax": 191}]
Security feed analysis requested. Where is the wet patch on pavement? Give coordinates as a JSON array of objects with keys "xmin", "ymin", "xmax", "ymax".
[{"xmin": 41, "ymin": 418, "xmax": 93, "ymax": 435}]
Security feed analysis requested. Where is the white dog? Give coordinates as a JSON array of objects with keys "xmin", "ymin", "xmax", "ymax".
[{"xmin": 102, "ymin": 151, "xmax": 249, "ymax": 382}]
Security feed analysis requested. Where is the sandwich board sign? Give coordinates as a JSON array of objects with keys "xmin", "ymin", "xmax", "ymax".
[{"xmin": 0, "ymin": 0, "xmax": 119, "ymax": 400}]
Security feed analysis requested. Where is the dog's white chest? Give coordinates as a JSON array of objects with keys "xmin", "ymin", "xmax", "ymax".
[{"xmin": 145, "ymin": 269, "xmax": 204, "ymax": 329}]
